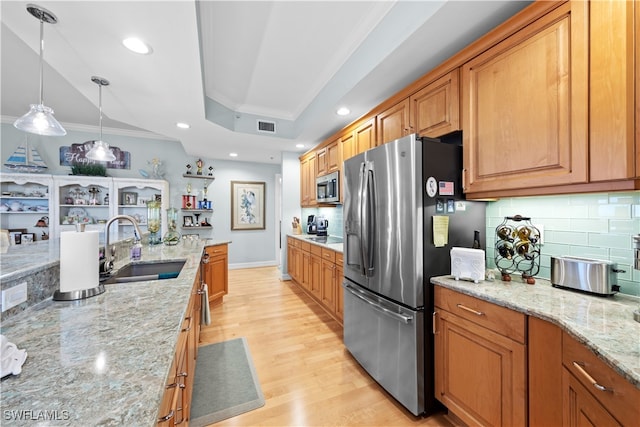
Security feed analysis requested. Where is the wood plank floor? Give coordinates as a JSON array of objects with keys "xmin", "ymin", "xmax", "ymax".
[{"xmin": 199, "ymin": 266, "xmax": 456, "ymax": 427}]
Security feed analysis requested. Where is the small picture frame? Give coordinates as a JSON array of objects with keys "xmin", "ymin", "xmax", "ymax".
[
  {"xmin": 183, "ymin": 215, "xmax": 194, "ymax": 227},
  {"xmin": 20, "ymin": 233, "xmax": 35, "ymax": 243},
  {"xmin": 447, "ymin": 199, "xmax": 456, "ymax": 213},
  {"xmin": 435, "ymin": 199, "xmax": 445, "ymax": 213},
  {"xmin": 121, "ymin": 192, "xmax": 138, "ymax": 206}
]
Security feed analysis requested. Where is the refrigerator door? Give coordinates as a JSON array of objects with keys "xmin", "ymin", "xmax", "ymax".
[
  {"xmin": 348, "ymin": 134, "xmax": 424, "ymax": 308},
  {"xmin": 343, "ymin": 151, "xmax": 367, "ymax": 285},
  {"xmin": 343, "ymin": 281, "xmax": 425, "ymax": 416}
]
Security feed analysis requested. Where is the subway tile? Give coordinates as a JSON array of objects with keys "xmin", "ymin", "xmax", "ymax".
[
  {"xmin": 609, "ymin": 248, "xmax": 633, "ymax": 265},
  {"xmin": 617, "ymin": 280, "xmax": 639, "ymax": 297},
  {"xmin": 588, "ymin": 233, "xmax": 633, "ymax": 250},
  {"xmin": 608, "ymin": 191, "xmax": 640, "ymax": 204},
  {"xmin": 588, "ymin": 204, "xmax": 631, "ymax": 219},
  {"xmin": 570, "ymin": 193, "xmax": 609, "ymax": 205},
  {"xmin": 536, "ymin": 218, "xmax": 570, "ymax": 231},
  {"xmin": 610, "ymin": 219, "xmax": 640, "ymax": 234},
  {"xmin": 569, "ymin": 218, "xmax": 609, "ymax": 233},
  {"xmin": 539, "ymin": 242, "xmax": 571, "ymax": 257},
  {"xmin": 567, "ymin": 245, "xmax": 609, "ymax": 260},
  {"xmin": 546, "ymin": 230, "xmax": 589, "ymax": 245}
]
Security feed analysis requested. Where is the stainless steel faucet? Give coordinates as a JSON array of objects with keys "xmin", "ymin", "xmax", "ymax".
[{"xmin": 101, "ymin": 214, "xmax": 143, "ymax": 273}]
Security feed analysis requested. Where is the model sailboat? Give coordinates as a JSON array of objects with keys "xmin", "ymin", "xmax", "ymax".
[{"xmin": 4, "ymin": 142, "xmax": 48, "ymax": 172}]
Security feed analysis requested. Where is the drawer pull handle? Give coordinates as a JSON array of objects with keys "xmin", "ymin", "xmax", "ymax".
[
  {"xmin": 432, "ymin": 311, "xmax": 437, "ymax": 334},
  {"xmin": 456, "ymin": 304, "xmax": 484, "ymax": 316},
  {"xmin": 158, "ymin": 410, "xmax": 174, "ymax": 423},
  {"xmin": 572, "ymin": 361, "xmax": 612, "ymax": 392}
]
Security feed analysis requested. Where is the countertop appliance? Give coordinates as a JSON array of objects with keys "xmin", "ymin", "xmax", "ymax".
[
  {"xmin": 306, "ymin": 215, "xmax": 317, "ymax": 234},
  {"xmin": 550, "ymin": 256, "xmax": 622, "ymax": 295},
  {"xmin": 342, "ymin": 133, "xmax": 485, "ymax": 416},
  {"xmin": 316, "ymin": 171, "xmax": 339, "ymax": 203},
  {"xmin": 316, "ymin": 217, "xmax": 328, "ymax": 236}
]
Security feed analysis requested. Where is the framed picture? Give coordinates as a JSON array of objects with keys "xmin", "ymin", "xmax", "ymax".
[
  {"xmin": 183, "ymin": 215, "xmax": 194, "ymax": 227},
  {"xmin": 231, "ymin": 181, "xmax": 265, "ymax": 230},
  {"xmin": 20, "ymin": 233, "xmax": 35, "ymax": 243},
  {"xmin": 9, "ymin": 231, "xmax": 22, "ymax": 245},
  {"xmin": 121, "ymin": 192, "xmax": 138, "ymax": 205}
]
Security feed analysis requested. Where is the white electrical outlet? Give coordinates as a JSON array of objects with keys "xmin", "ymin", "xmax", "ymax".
[
  {"xmin": 2, "ymin": 282, "xmax": 28, "ymax": 312},
  {"xmin": 537, "ymin": 224, "xmax": 545, "ymax": 245}
]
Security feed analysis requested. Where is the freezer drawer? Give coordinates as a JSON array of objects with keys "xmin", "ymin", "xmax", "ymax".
[{"xmin": 343, "ymin": 281, "xmax": 425, "ymax": 415}]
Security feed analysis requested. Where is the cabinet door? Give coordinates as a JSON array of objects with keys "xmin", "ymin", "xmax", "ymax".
[
  {"xmin": 528, "ymin": 317, "xmax": 562, "ymax": 427},
  {"xmin": 376, "ymin": 98, "xmax": 410, "ymax": 145},
  {"xmin": 340, "ymin": 131, "xmax": 355, "ymax": 163},
  {"xmin": 326, "ymin": 139, "xmax": 341, "ymax": 173},
  {"xmin": 320, "ymin": 258, "xmax": 336, "ymax": 312},
  {"xmin": 316, "ymin": 147, "xmax": 328, "ymax": 177},
  {"xmin": 589, "ymin": 0, "xmax": 636, "ymax": 181},
  {"xmin": 434, "ymin": 308, "xmax": 526, "ymax": 427},
  {"xmin": 462, "ymin": 2, "xmax": 588, "ymax": 195},
  {"xmin": 410, "ymin": 69, "xmax": 460, "ymax": 138},
  {"xmin": 287, "ymin": 239, "xmax": 296, "ymax": 279},
  {"xmin": 354, "ymin": 118, "xmax": 375, "ymax": 154},
  {"xmin": 301, "ymin": 250, "xmax": 312, "ymax": 291},
  {"xmin": 309, "ymin": 253, "xmax": 322, "ymax": 300},
  {"xmin": 563, "ymin": 368, "xmax": 621, "ymax": 427},
  {"xmin": 300, "ymin": 154, "xmax": 316, "ymax": 207},
  {"xmin": 335, "ymin": 254, "xmax": 344, "ymax": 323},
  {"xmin": 205, "ymin": 244, "xmax": 228, "ymax": 303}
]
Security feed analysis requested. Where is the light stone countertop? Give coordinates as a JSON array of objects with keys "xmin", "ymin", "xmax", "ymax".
[
  {"xmin": 0, "ymin": 238, "xmax": 229, "ymax": 426},
  {"xmin": 430, "ymin": 275, "xmax": 640, "ymax": 389},
  {"xmin": 287, "ymin": 233, "xmax": 343, "ymax": 253}
]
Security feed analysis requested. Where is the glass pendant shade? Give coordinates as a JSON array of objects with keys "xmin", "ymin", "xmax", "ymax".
[
  {"xmin": 14, "ymin": 104, "xmax": 67, "ymax": 136},
  {"xmin": 14, "ymin": 5, "xmax": 66, "ymax": 136},
  {"xmin": 86, "ymin": 140, "xmax": 116, "ymax": 162}
]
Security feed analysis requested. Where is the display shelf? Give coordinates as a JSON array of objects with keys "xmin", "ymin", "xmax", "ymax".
[
  {"xmin": 182, "ymin": 174, "xmax": 215, "ymax": 181},
  {"xmin": 1, "ymin": 173, "xmax": 54, "ymax": 242}
]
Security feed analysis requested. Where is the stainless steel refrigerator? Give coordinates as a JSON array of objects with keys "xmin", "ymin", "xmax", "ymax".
[{"xmin": 342, "ymin": 133, "xmax": 485, "ymax": 416}]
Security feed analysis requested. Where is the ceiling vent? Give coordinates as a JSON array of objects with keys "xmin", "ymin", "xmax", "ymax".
[{"xmin": 257, "ymin": 120, "xmax": 276, "ymax": 133}]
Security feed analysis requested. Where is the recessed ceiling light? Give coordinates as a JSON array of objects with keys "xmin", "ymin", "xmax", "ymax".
[
  {"xmin": 229, "ymin": 153, "xmax": 238, "ymax": 157},
  {"xmin": 296, "ymin": 143, "xmax": 304, "ymax": 148},
  {"xmin": 176, "ymin": 122, "xmax": 190, "ymax": 129},
  {"xmin": 122, "ymin": 37, "xmax": 152, "ymax": 55},
  {"xmin": 336, "ymin": 107, "xmax": 350, "ymax": 116}
]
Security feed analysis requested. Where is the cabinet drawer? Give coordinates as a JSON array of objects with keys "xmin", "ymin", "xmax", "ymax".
[
  {"xmin": 300, "ymin": 241, "xmax": 311, "ymax": 252},
  {"xmin": 562, "ymin": 332, "xmax": 639, "ymax": 426},
  {"xmin": 434, "ymin": 286, "xmax": 525, "ymax": 343},
  {"xmin": 321, "ymin": 248, "xmax": 336, "ymax": 263},
  {"xmin": 206, "ymin": 244, "xmax": 227, "ymax": 256},
  {"xmin": 310, "ymin": 244, "xmax": 323, "ymax": 256},
  {"xmin": 335, "ymin": 253, "xmax": 343, "ymax": 265}
]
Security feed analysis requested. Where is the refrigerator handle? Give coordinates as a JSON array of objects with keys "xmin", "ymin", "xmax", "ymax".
[
  {"xmin": 354, "ymin": 162, "xmax": 367, "ymax": 276},
  {"xmin": 361, "ymin": 166, "xmax": 375, "ymax": 277},
  {"xmin": 344, "ymin": 283, "xmax": 413, "ymax": 324}
]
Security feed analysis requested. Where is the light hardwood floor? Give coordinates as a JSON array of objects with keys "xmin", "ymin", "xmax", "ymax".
[{"xmin": 199, "ymin": 266, "xmax": 456, "ymax": 427}]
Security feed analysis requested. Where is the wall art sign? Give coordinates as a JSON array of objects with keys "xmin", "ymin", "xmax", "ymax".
[
  {"xmin": 59, "ymin": 141, "xmax": 130, "ymax": 169},
  {"xmin": 230, "ymin": 181, "xmax": 265, "ymax": 230}
]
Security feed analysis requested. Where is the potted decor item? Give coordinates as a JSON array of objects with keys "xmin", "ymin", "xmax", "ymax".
[
  {"xmin": 163, "ymin": 207, "xmax": 180, "ymax": 246},
  {"xmin": 147, "ymin": 200, "xmax": 161, "ymax": 245}
]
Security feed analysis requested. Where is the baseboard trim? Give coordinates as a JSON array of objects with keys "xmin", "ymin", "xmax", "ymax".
[{"xmin": 229, "ymin": 261, "xmax": 278, "ymax": 270}]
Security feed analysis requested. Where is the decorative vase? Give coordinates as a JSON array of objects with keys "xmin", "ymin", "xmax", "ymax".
[
  {"xmin": 147, "ymin": 200, "xmax": 162, "ymax": 245},
  {"xmin": 163, "ymin": 207, "xmax": 180, "ymax": 246}
]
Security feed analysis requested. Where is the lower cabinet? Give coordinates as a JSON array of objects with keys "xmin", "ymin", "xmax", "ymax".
[
  {"xmin": 204, "ymin": 243, "xmax": 228, "ymax": 304},
  {"xmin": 434, "ymin": 286, "xmax": 526, "ymax": 427},
  {"xmin": 287, "ymin": 237, "xmax": 343, "ymax": 325},
  {"xmin": 157, "ymin": 278, "xmax": 202, "ymax": 426}
]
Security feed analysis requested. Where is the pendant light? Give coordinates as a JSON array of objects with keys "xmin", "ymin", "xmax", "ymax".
[
  {"xmin": 86, "ymin": 76, "xmax": 116, "ymax": 162},
  {"xmin": 13, "ymin": 4, "xmax": 66, "ymax": 136}
]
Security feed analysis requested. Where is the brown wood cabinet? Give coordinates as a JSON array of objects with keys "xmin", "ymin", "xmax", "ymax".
[
  {"xmin": 434, "ymin": 287, "xmax": 526, "ymax": 427},
  {"xmin": 335, "ymin": 252, "xmax": 343, "ymax": 322},
  {"xmin": 287, "ymin": 237, "xmax": 343, "ymax": 325},
  {"xmin": 528, "ymin": 317, "xmax": 562, "ymax": 427},
  {"xmin": 300, "ymin": 152, "xmax": 316, "ymax": 207},
  {"xmin": 204, "ymin": 243, "xmax": 228, "ymax": 304},
  {"xmin": 409, "ymin": 69, "xmax": 460, "ymax": 138},
  {"xmin": 316, "ymin": 138, "xmax": 341, "ymax": 176},
  {"xmin": 157, "ymin": 278, "xmax": 202, "ymax": 426},
  {"xmin": 376, "ymin": 98, "xmax": 410, "ymax": 145},
  {"xmin": 562, "ymin": 331, "xmax": 640, "ymax": 427},
  {"xmin": 462, "ymin": 2, "xmax": 589, "ymax": 196},
  {"xmin": 354, "ymin": 118, "xmax": 376, "ymax": 154}
]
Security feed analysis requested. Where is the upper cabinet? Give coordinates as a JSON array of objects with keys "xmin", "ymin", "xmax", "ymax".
[
  {"xmin": 300, "ymin": 152, "xmax": 317, "ymax": 207},
  {"xmin": 462, "ymin": 2, "xmax": 589, "ymax": 196},
  {"xmin": 354, "ymin": 118, "xmax": 376, "ymax": 154},
  {"xmin": 376, "ymin": 98, "xmax": 410, "ymax": 146},
  {"xmin": 316, "ymin": 138, "xmax": 341, "ymax": 177},
  {"xmin": 410, "ymin": 69, "xmax": 460, "ymax": 139}
]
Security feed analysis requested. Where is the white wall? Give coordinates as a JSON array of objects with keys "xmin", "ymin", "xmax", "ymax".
[
  {"xmin": 280, "ymin": 151, "xmax": 302, "ymax": 278},
  {"xmin": 1, "ymin": 123, "xmax": 287, "ymax": 267}
]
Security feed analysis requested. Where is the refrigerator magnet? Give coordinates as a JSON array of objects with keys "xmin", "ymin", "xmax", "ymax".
[
  {"xmin": 425, "ymin": 177, "xmax": 437, "ymax": 198},
  {"xmin": 439, "ymin": 181, "xmax": 455, "ymax": 196}
]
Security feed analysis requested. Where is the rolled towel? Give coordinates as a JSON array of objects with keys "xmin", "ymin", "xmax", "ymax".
[{"xmin": 201, "ymin": 284, "xmax": 211, "ymax": 326}]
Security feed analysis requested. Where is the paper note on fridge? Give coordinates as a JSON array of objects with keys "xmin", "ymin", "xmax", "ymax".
[{"xmin": 433, "ymin": 216, "xmax": 449, "ymax": 247}]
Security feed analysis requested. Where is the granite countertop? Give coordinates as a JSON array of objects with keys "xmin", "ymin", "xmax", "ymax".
[
  {"xmin": 431, "ymin": 275, "xmax": 640, "ymax": 389},
  {"xmin": 288, "ymin": 233, "xmax": 343, "ymax": 253},
  {"xmin": 0, "ymin": 239, "xmax": 229, "ymax": 426}
]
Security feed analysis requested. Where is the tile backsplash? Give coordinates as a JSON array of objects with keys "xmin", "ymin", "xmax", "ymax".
[{"xmin": 486, "ymin": 191, "xmax": 640, "ymax": 296}]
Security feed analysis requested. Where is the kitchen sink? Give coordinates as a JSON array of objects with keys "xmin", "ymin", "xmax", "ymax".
[{"xmin": 101, "ymin": 260, "xmax": 186, "ymax": 284}]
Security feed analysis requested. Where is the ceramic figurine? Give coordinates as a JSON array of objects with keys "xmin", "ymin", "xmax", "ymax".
[{"xmin": 196, "ymin": 158, "xmax": 204, "ymax": 175}]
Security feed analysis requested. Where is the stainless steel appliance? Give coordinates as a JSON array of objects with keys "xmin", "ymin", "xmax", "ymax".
[
  {"xmin": 550, "ymin": 256, "xmax": 623, "ymax": 295},
  {"xmin": 342, "ymin": 133, "xmax": 485, "ymax": 416},
  {"xmin": 316, "ymin": 171, "xmax": 339, "ymax": 203},
  {"xmin": 316, "ymin": 217, "xmax": 328, "ymax": 236},
  {"xmin": 306, "ymin": 215, "xmax": 317, "ymax": 234}
]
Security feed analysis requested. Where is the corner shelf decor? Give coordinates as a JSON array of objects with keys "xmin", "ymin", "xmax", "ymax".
[
  {"xmin": 494, "ymin": 215, "xmax": 541, "ymax": 284},
  {"xmin": 181, "ymin": 171, "xmax": 215, "ymax": 234}
]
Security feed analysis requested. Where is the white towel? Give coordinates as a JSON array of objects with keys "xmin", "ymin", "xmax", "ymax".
[{"xmin": 201, "ymin": 284, "xmax": 211, "ymax": 326}]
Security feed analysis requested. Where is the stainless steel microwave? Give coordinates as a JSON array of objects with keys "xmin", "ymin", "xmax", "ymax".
[{"xmin": 316, "ymin": 171, "xmax": 340, "ymax": 203}]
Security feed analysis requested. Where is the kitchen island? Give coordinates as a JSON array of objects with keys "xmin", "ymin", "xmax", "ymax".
[
  {"xmin": 0, "ymin": 238, "xmax": 228, "ymax": 426},
  {"xmin": 431, "ymin": 275, "xmax": 640, "ymax": 388}
]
